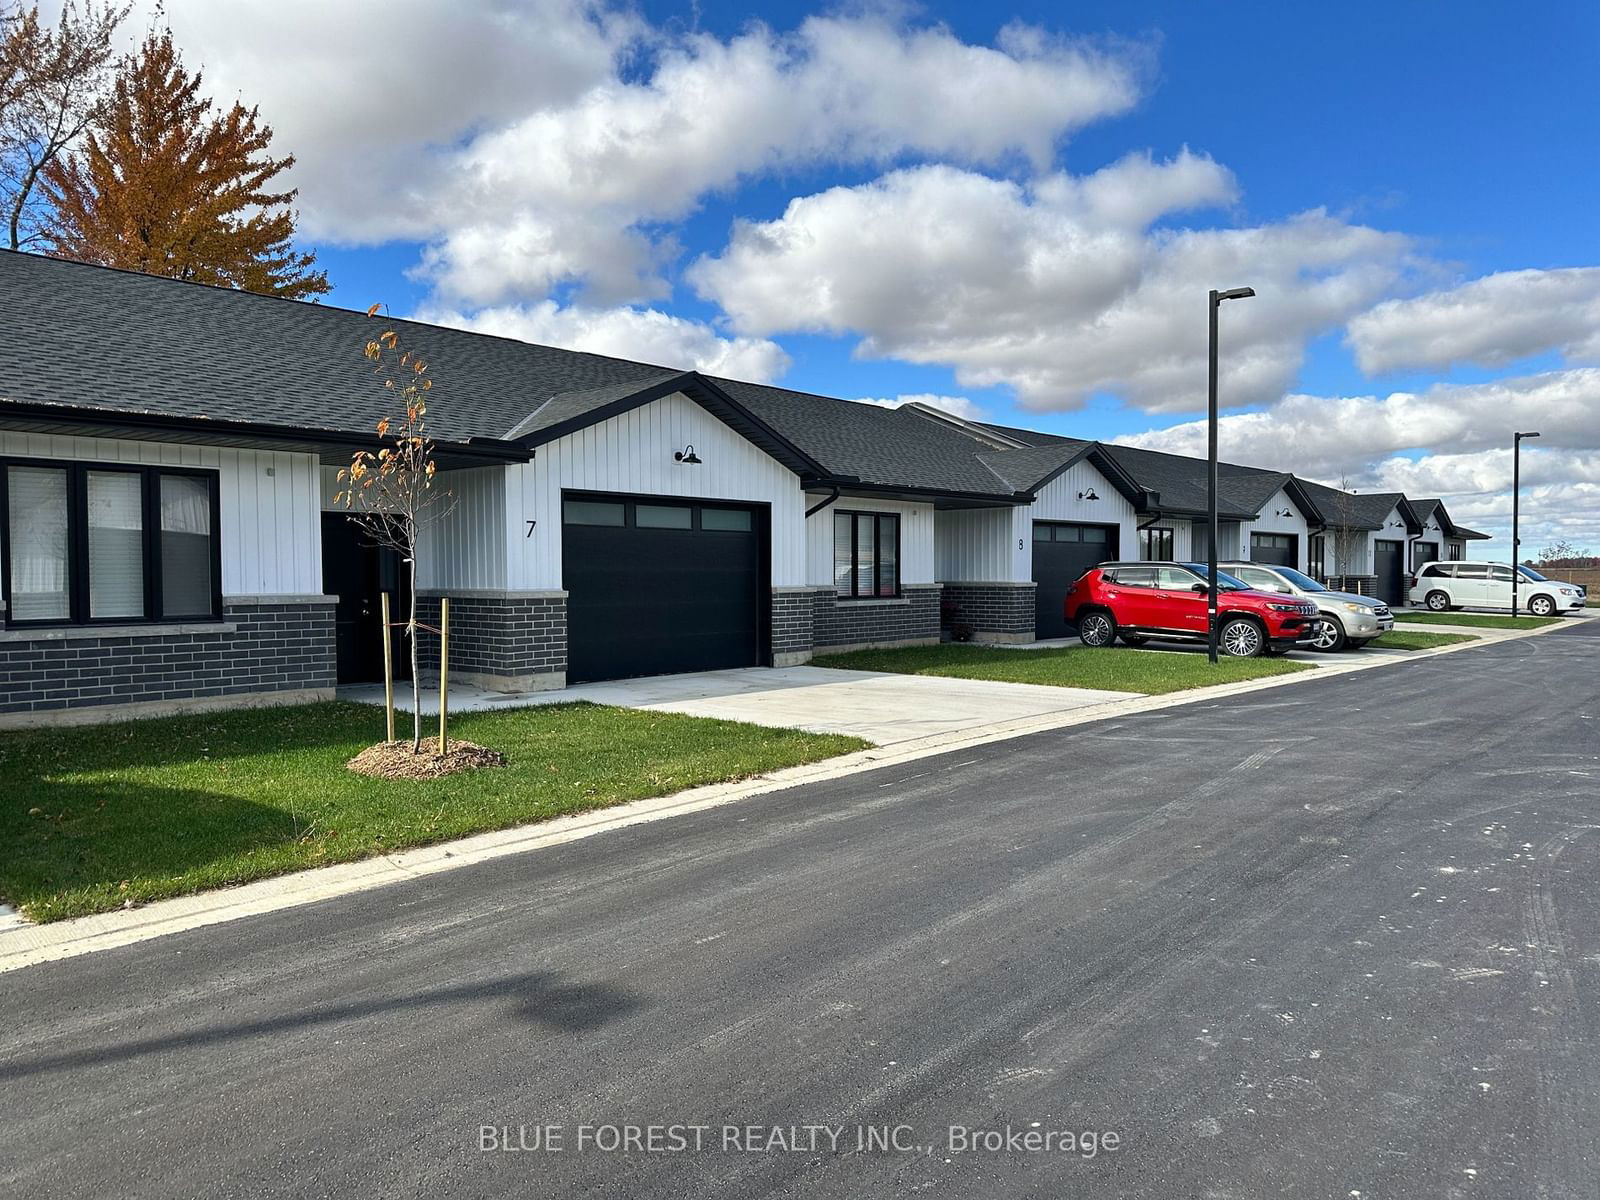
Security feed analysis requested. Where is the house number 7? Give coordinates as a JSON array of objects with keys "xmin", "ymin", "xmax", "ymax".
[{"xmin": 526, "ymin": 520, "xmax": 537, "ymax": 538}]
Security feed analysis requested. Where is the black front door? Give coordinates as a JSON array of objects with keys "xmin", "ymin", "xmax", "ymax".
[
  {"xmin": 1373, "ymin": 539, "xmax": 1404, "ymax": 606},
  {"xmin": 1032, "ymin": 522, "xmax": 1118, "ymax": 639},
  {"xmin": 562, "ymin": 494, "xmax": 765, "ymax": 684},
  {"xmin": 321, "ymin": 514, "xmax": 409, "ymax": 685}
]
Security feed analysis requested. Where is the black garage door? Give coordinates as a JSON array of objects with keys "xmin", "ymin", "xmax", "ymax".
[
  {"xmin": 1374, "ymin": 539, "xmax": 1404, "ymax": 607},
  {"xmin": 1249, "ymin": 532, "xmax": 1298, "ymax": 568},
  {"xmin": 1033, "ymin": 522, "xmax": 1117, "ymax": 639},
  {"xmin": 563, "ymin": 494, "xmax": 764, "ymax": 683},
  {"xmin": 1413, "ymin": 541, "xmax": 1439, "ymax": 572}
]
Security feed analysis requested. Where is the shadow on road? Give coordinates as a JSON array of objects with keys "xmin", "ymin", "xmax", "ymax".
[{"xmin": 0, "ymin": 970, "xmax": 645, "ymax": 1080}]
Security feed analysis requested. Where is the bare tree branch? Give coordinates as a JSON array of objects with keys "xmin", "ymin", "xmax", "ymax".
[{"xmin": 0, "ymin": 1, "xmax": 128, "ymax": 250}]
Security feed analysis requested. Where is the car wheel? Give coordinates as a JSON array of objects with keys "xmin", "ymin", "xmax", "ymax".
[
  {"xmin": 1528, "ymin": 595, "xmax": 1556, "ymax": 617},
  {"xmin": 1218, "ymin": 617, "xmax": 1265, "ymax": 658},
  {"xmin": 1309, "ymin": 618, "xmax": 1347, "ymax": 653},
  {"xmin": 1425, "ymin": 590, "xmax": 1451, "ymax": 611},
  {"xmin": 1078, "ymin": 610, "xmax": 1116, "ymax": 648},
  {"xmin": 1119, "ymin": 633, "xmax": 1149, "ymax": 647}
]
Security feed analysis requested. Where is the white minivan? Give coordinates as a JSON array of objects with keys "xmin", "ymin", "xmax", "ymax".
[{"xmin": 1409, "ymin": 561, "xmax": 1586, "ymax": 616}]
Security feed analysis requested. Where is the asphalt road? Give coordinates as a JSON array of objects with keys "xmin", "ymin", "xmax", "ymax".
[{"xmin": 5, "ymin": 624, "xmax": 1599, "ymax": 1199}]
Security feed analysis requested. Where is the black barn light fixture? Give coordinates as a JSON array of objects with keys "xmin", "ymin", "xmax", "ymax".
[
  {"xmin": 1078, "ymin": 488, "xmax": 1100, "ymax": 501},
  {"xmin": 674, "ymin": 444, "xmax": 703, "ymax": 464}
]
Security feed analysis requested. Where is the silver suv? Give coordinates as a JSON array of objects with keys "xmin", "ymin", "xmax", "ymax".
[{"xmin": 1219, "ymin": 561, "xmax": 1393, "ymax": 652}]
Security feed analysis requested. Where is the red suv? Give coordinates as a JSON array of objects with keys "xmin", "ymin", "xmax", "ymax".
[{"xmin": 1064, "ymin": 561, "xmax": 1322, "ymax": 657}]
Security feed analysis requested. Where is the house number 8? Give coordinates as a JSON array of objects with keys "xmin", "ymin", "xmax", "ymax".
[{"xmin": 1018, "ymin": 537, "xmax": 1024, "ymax": 550}]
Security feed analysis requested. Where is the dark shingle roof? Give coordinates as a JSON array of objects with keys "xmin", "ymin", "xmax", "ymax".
[
  {"xmin": 0, "ymin": 249, "xmax": 674, "ymax": 444},
  {"xmin": 973, "ymin": 440, "xmax": 1093, "ymax": 493},
  {"xmin": 0, "ymin": 251, "xmax": 1030, "ymax": 498},
  {"xmin": 1409, "ymin": 498, "xmax": 1489, "ymax": 539},
  {"xmin": 1097, "ymin": 444, "xmax": 1282, "ymax": 518},
  {"xmin": 1297, "ymin": 481, "xmax": 1409, "ymax": 530}
]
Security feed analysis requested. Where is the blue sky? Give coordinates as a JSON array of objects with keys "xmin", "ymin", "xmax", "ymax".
[{"xmin": 156, "ymin": 0, "xmax": 1600, "ymax": 551}]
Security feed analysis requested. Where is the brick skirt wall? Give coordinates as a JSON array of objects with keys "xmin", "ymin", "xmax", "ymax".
[
  {"xmin": 0, "ymin": 598, "xmax": 335, "ymax": 727},
  {"xmin": 940, "ymin": 582, "xmax": 1037, "ymax": 643},
  {"xmin": 771, "ymin": 588, "xmax": 816, "ymax": 666},
  {"xmin": 812, "ymin": 584, "xmax": 941, "ymax": 653},
  {"xmin": 416, "ymin": 591, "xmax": 566, "ymax": 692}
]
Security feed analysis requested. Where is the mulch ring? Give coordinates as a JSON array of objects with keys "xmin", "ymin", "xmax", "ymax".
[{"xmin": 346, "ymin": 740, "xmax": 507, "ymax": 780}]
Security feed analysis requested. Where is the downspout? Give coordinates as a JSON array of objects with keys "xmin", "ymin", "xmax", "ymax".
[{"xmin": 805, "ymin": 486, "xmax": 841, "ymax": 518}]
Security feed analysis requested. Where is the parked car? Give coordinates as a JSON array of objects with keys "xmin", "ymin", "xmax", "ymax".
[
  {"xmin": 1408, "ymin": 561, "xmax": 1587, "ymax": 616},
  {"xmin": 1219, "ymin": 561, "xmax": 1393, "ymax": 652},
  {"xmin": 1064, "ymin": 561, "xmax": 1322, "ymax": 657}
]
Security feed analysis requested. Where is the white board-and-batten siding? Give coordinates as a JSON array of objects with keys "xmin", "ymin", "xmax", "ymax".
[
  {"xmin": 1240, "ymin": 486, "xmax": 1311, "ymax": 570},
  {"xmin": 505, "ymin": 392, "xmax": 807, "ymax": 590},
  {"xmin": 806, "ymin": 495, "xmax": 936, "ymax": 587},
  {"xmin": 3, "ymin": 431, "xmax": 322, "ymax": 597}
]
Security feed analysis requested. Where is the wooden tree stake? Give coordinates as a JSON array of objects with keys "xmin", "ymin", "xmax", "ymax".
[
  {"xmin": 380, "ymin": 591, "xmax": 395, "ymax": 743},
  {"xmin": 438, "ymin": 596, "xmax": 450, "ymax": 756}
]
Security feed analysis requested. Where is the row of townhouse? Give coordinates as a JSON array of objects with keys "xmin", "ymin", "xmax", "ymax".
[{"xmin": 0, "ymin": 250, "xmax": 1488, "ymax": 726}]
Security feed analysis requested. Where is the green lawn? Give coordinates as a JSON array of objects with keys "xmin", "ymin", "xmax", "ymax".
[
  {"xmin": 814, "ymin": 643, "xmax": 1312, "ymax": 694},
  {"xmin": 1393, "ymin": 611, "xmax": 1561, "ymax": 630},
  {"xmin": 0, "ymin": 702, "xmax": 865, "ymax": 923},
  {"xmin": 1370, "ymin": 630, "xmax": 1479, "ymax": 651}
]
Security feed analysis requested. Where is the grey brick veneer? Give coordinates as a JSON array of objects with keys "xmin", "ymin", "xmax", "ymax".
[
  {"xmin": 0, "ymin": 597, "xmax": 335, "ymax": 727},
  {"xmin": 811, "ymin": 583, "xmax": 941, "ymax": 653},
  {"xmin": 416, "ymin": 590, "xmax": 566, "ymax": 692},
  {"xmin": 940, "ymin": 581, "xmax": 1038, "ymax": 643}
]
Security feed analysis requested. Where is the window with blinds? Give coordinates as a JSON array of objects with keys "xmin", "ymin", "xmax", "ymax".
[
  {"xmin": 2, "ymin": 460, "xmax": 220, "ymax": 627},
  {"xmin": 833, "ymin": 511, "xmax": 900, "ymax": 599},
  {"xmin": 6, "ymin": 466, "xmax": 70, "ymax": 621}
]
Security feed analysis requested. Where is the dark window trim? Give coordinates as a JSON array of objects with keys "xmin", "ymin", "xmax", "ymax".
[
  {"xmin": 1308, "ymin": 534, "xmax": 1326, "ymax": 579},
  {"xmin": 0, "ymin": 456, "xmax": 223, "ymax": 630},
  {"xmin": 834, "ymin": 509, "xmax": 902, "ymax": 600},
  {"xmin": 1139, "ymin": 526, "xmax": 1175, "ymax": 560}
]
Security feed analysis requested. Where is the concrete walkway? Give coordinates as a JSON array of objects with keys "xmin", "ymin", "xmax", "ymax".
[{"xmin": 341, "ymin": 665, "xmax": 1139, "ymax": 746}]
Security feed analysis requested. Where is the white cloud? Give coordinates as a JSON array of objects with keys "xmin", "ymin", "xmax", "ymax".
[
  {"xmin": 1347, "ymin": 267, "xmax": 1600, "ymax": 374},
  {"xmin": 1113, "ymin": 369, "xmax": 1600, "ymax": 473},
  {"xmin": 1115, "ymin": 368, "xmax": 1600, "ymax": 554},
  {"xmin": 417, "ymin": 302, "xmax": 791, "ymax": 383},
  {"xmin": 149, "ymin": 0, "xmax": 639, "ymax": 242},
  {"xmin": 145, "ymin": 5, "xmax": 1142, "ymax": 305},
  {"xmin": 691, "ymin": 154, "xmax": 1415, "ymax": 413},
  {"xmin": 854, "ymin": 394, "xmax": 988, "ymax": 421}
]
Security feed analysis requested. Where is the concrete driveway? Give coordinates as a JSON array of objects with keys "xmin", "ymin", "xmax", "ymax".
[{"xmin": 343, "ymin": 665, "xmax": 1138, "ymax": 746}]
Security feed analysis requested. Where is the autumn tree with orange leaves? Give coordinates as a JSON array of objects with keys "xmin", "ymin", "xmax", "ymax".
[
  {"xmin": 332, "ymin": 310, "xmax": 456, "ymax": 752},
  {"xmin": 41, "ymin": 28, "xmax": 327, "ymax": 298}
]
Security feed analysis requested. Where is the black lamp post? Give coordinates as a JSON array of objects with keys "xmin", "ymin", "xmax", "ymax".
[
  {"xmin": 1207, "ymin": 286, "xmax": 1256, "ymax": 663},
  {"xmin": 1511, "ymin": 430, "xmax": 1540, "ymax": 616}
]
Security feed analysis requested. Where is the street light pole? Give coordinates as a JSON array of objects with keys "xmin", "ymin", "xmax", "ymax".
[
  {"xmin": 1207, "ymin": 286, "xmax": 1256, "ymax": 663},
  {"xmin": 1511, "ymin": 430, "xmax": 1541, "ymax": 616}
]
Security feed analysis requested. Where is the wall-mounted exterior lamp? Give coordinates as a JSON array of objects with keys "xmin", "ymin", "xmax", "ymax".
[
  {"xmin": 1078, "ymin": 488, "xmax": 1100, "ymax": 501},
  {"xmin": 674, "ymin": 445, "xmax": 703, "ymax": 464}
]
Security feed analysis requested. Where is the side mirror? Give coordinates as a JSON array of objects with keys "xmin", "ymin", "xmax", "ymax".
[{"xmin": 1191, "ymin": 583, "xmax": 1208, "ymax": 594}]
